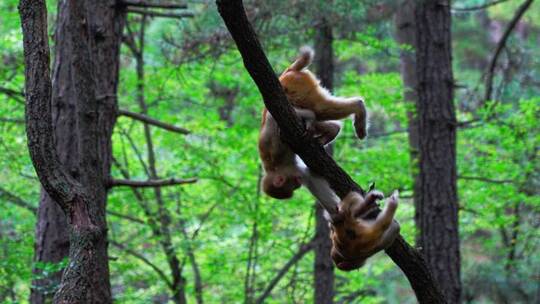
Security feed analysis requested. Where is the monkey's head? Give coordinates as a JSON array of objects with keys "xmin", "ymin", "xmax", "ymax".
[
  {"xmin": 262, "ymin": 171, "xmax": 302, "ymax": 200},
  {"xmin": 279, "ymin": 70, "xmax": 319, "ymax": 103}
]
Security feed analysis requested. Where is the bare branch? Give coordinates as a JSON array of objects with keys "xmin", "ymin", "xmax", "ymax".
[
  {"xmin": 453, "ymin": 0, "xmax": 510, "ymax": 12},
  {"xmin": 118, "ymin": 109, "xmax": 190, "ymax": 135},
  {"xmin": 459, "ymin": 175, "xmax": 515, "ymax": 184},
  {"xmin": 255, "ymin": 240, "xmax": 315, "ymax": 304},
  {"xmin": 109, "ymin": 177, "xmax": 197, "ymax": 188},
  {"xmin": 485, "ymin": 0, "xmax": 535, "ymax": 103},
  {"xmin": 0, "ymin": 117, "xmax": 25, "ymax": 124},
  {"xmin": 121, "ymin": 0, "xmax": 188, "ymax": 9},
  {"xmin": 107, "ymin": 210, "xmax": 146, "ymax": 224},
  {"xmin": 110, "ymin": 240, "xmax": 173, "ymax": 288},
  {"xmin": 0, "ymin": 86, "xmax": 25, "ymax": 103},
  {"xmin": 127, "ymin": 8, "xmax": 194, "ymax": 19},
  {"xmin": 0, "ymin": 186, "xmax": 37, "ymax": 214}
]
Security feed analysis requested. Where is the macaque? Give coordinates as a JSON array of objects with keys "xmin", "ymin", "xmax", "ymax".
[
  {"xmin": 279, "ymin": 46, "xmax": 368, "ymax": 139},
  {"xmin": 330, "ymin": 191, "xmax": 400, "ymax": 271},
  {"xmin": 259, "ymin": 107, "xmax": 342, "ymax": 199}
]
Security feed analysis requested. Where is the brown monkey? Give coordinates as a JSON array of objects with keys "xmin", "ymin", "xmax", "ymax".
[
  {"xmin": 330, "ymin": 191, "xmax": 400, "ymax": 271},
  {"xmin": 279, "ymin": 46, "xmax": 368, "ymax": 139},
  {"xmin": 259, "ymin": 107, "xmax": 341, "ymax": 199}
]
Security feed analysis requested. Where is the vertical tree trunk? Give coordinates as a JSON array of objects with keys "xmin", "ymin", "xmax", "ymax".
[
  {"xmin": 414, "ymin": 1, "xmax": 461, "ymax": 302},
  {"xmin": 313, "ymin": 17, "xmax": 335, "ymax": 304},
  {"xmin": 25, "ymin": 0, "xmax": 125, "ymax": 303},
  {"xmin": 395, "ymin": 0, "xmax": 421, "ymax": 244}
]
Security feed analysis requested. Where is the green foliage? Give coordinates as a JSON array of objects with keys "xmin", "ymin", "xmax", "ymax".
[{"xmin": 1, "ymin": 0, "xmax": 539, "ymax": 303}]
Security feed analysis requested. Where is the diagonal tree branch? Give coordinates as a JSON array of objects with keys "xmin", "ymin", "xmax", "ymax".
[
  {"xmin": 255, "ymin": 239, "xmax": 315, "ymax": 304},
  {"xmin": 215, "ymin": 1, "xmax": 446, "ymax": 303},
  {"xmin": 127, "ymin": 8, "xmax": 194, "ymax": 19},
  {"xmin": 109, "ymin": 177, "xmax": 197, "ymax": 188},
  {"xmin": 118, "ymin": 109, "xmax": 191, "ymax": 134},
  {"xmin": 453, "ymin": 0, "xmax": 510, "ymax": 11},
  {"xmin": 120, "ymin": 0, "xmax": 188, "ymax": 10},
  {"xmin": 0, "ymin": 186, "xmax": 37, "ymax": 214},
  {"xmin": 484, "ymin": 0, "xmax": 535, "ymax": 103},
  {"xmin": 110, "ymin": 240, "xmax": 173, "ymax": 288}
]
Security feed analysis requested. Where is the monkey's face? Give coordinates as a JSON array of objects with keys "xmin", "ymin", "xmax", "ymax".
[
  {"xmin": 279, "ymin": 71, "xmax": 318, "ymax": 102},
  {"xmin": 262, "ymin": 172, "xmax": 302, "ymax": 200}
]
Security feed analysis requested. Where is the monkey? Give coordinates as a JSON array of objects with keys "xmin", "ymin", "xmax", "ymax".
[
  {"xmin": 259, "ymin": 107, "xmax": 342, "ymax": 199},
  {"xmin": 330, "ymin": 190, "xmax": 400, "ymax": 271},
  {"xmin": 279, "ymin": 46, "xmax": 368, "ymax": 139}
]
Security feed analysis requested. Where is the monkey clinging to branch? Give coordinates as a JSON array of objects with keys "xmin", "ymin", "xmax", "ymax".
[
  {"xmin": 259, "ymin": 107, "xmax": 342, "ymax": 199},
  {"xmin": 279, "ymin": 46, "xmax": 368, "ymax": 139},
  {"xmin": 330, "ymin": 191, "xmax": 400, "ymax": 271},
  {"xmin": 259, "ymin": 46, "xmax": 369, "ymax": 200}
]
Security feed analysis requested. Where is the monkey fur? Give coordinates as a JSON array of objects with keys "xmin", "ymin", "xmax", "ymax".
[{"xmin": 330, "ymin": 191, "xmax": 400, "ymax": 271}]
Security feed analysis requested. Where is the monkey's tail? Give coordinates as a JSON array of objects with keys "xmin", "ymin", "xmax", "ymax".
[{"xmin": 289, "ymin": 46, "xmax": 314, "ymax": 71}]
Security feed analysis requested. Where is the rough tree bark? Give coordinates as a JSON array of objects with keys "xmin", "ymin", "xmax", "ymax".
[
  {"xmin": 414, "ymin": 1, "xmax": 461, "ymax": 302},
  {"xmin": 313, "ymin": 17, "xmax": 335, "ymax": 304},
  {"xmin": 20, "ymin": 0, "xmax": 125, "ymax": 303},
  {"xmin": 215, "ymin": 1, "xmax": 446, "ymax": 303},
  {"xmin": 395, "ymin": 0, "xmax": 420, "ymax": 214}
]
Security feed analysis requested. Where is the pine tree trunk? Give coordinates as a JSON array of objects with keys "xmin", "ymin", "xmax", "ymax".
[
  {"xmin": 313, "ymin": 17, "xmax": 335, "ymax": 304},
  {"xmin": 414, "ymin": 1, "xmax": 461, "ymax": 302}
]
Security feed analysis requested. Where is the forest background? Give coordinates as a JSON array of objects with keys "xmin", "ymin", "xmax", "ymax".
[{"xmin": 0, "ymin": 0, "xmax": 539, "ymax": 303}]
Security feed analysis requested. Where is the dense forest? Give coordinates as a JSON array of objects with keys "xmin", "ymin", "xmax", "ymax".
[{"xmin": 1, "ymin": 0, "xmax": 539, "ymax": 303}]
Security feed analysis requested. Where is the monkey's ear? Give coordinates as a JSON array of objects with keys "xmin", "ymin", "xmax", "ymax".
[{"xmin": 273, "ymin": 175, "xmax": 286, "ymax": 187}]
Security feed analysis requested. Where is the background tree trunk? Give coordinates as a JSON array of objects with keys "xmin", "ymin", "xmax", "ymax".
[
  {"xmin": 414, "ymin": 1, "xmax": 461, "ymax": 302},
  {"xmin": 313, "ymin": 17, "xmax": 335, "ymax": 304},
  {"xmin": 25, "ymin": 0, "xmax": 125, "ymax": 303},
  {"xmin": 395, "ymin": 0, "xmax": 420, "ymax": 214}
]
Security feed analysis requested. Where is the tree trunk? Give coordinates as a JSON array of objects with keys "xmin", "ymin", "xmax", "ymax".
[
  {"xmin": 414, "ymin": 1, "xmax": 461, "ymax": 302},
  {"xmin": 313, "ymin": 17, "xmax": 334, "ymax": 304},
  {"xmin": 23, "ymin": 0, "xmax": 125, "ymax": 303},
  {"xmin": 395, "ymin": 0, "xmax": 420, "ymax": 212}
]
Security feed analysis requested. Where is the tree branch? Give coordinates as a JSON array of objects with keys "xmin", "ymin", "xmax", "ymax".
[
  {"xmin": 121, "ymin": 0, "xmax": 188, "ymax": 9},
  {"xmin": 109, "ymin": 177, "xmax": 197, "ymax": 188},
  {"xmin": 107, "ymin": 210, "xmax": 146, "ymax": 224},
  {"xmin": 453, "ymin": 0, "xmax": 510, "ymax": 12},
  {"xmin": 255, "ymin": 240, "xmax": 315, "ymax": 304},
  {"xmin": 0, "ymin": 186, "xmax": 37, "ymax": 214},
  {"xmin": 110, "ymin": 240, "xmax": 173, "ymax": 288},
  {"xmin": 19, "ymin": 0, "xmax": 83, "ymax": 209},
  {"xmin": 484, "ymin": 0, "xmax": 535, "ymax": 103},
  {"xmin": 118, "ymin": 109, "xmax": 190, "ymax": 134},
  {"xmin": 0, "ymin": 86, "xmax": 25, "ymax": 103},
  {"xmin": 127, "ymin": 8, "xmax": 194, "ymax": 19},
  {"xmin": 215, "ymin": 1, "xmax": 446, "ymax": 303},
  {"xmin": 458, "ymin": 175, "xmax": 515, "ymax": 184}
]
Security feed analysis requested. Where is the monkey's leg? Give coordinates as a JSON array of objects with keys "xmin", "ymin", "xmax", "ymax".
[
  {"xmin": 311, "ymin": 120, "xmax": 342, "ymax": 145},
  {"xmin": 313, "ymin": 96, "xmax": 367, "ymax": 139},
  {"xmin": 372, "ymin": 191, "xmax": 399, "ymax": 232}
]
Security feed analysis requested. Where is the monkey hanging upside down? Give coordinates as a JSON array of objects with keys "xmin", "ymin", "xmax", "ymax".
[
  {"xmin": 259, "ymin": 46, "xmax": 368, "ymax": 200},
  {"xmin": 330, "ymin": 191, "xmax": 400, "ymax": 271}
]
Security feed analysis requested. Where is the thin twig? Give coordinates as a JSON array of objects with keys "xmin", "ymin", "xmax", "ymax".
[
  {"xmin": 453, "ymin": 0, "xmax": 510, "ymax": 12},
  {"xmin": 458, "ymin": 175, "xmax": 515, "ymax": 184},
  {"xmin": 109, "ymin": 177, "xmax": 197, "ymax": 188},
  {"xmin": 127, "ymin": 8, "xmax": 194, "ymax": 19},
  {"xmin": 118, "ymin": 109, "xmax": 191, "ymax": 134},
  {"xmin": 121, "ymin": 0, "xmax": 188, "ymax": 9},
  {"xmin": 0, "ymin": 187, "xmax": 37, "ymax": 214},
  {"xmin": 484, "ymin": 0, "xmax": 535, "ymax": 103},
  {"xmin": 110, "ymin": 240, "xmax": 173, "ymax": 288},
  {"xmin": 255, "ymin": 239, "xmax": 315, "ymax": 304}
]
